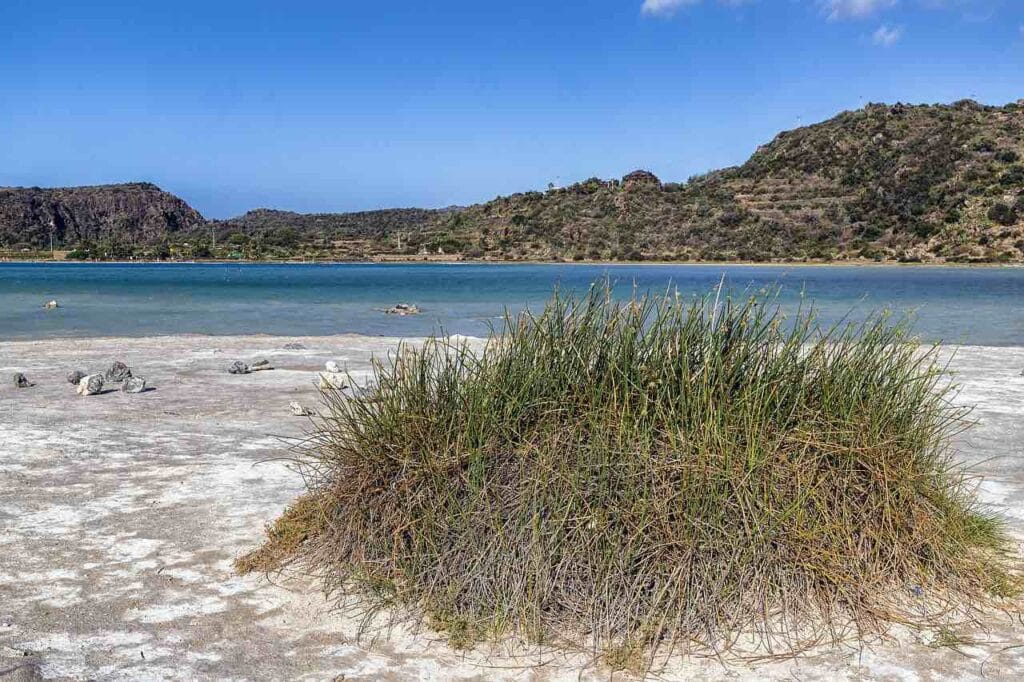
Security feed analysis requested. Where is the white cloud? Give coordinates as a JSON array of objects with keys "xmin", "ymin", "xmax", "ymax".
[
  {"xmin": 821, "ymin": 0, "xmax": 898, "ymax": 20},
  {"xmin": 641, "ymin": 0, "xmax": 700, "ymax": 16},
  {"xmin": 640, "ymin": 0, "xmax": 753, "ymax": 17},
  {"xmin": 872, "ymin": 24, "xmax": 903, "ymax": 45}
]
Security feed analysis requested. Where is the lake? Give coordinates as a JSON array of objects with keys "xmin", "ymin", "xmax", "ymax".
[{"xmin": 1, "ymin": 262, "xmax": 1022, "ymax": 345}]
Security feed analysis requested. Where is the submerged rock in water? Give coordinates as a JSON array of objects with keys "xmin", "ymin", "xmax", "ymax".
[
  {"xmin": 43, "ymin": 299, "xmax": 59, "ymax": 309},
  {"xmin": 77, "ymin": 374, "xmax": 104, "ymax": 396},
  {"xmin": 122, "ymin": 377, "xmax": 147, "ymax": 394},
  {"xmin": 289, "ymin": 401, "xmax": 313, "ymax": 416},
  {"xmin": 105, "ymin": 361, "xmax": 132, "ymax": 383},
  {"xmin": 318, "ymin": 372, "xmax": 348, "ymax": 390},
  {"xmin": 228, "ymin": 361, "xmax": 250, "ymax": 375},
  {"xmin": 384, "ymin": 303, "xmax": 419, "ymax": 316},
  {"xmin": 12, "ymin": 372, "xmax": 32, "ymax": 388},
  {"xmin": 67, "ymin": 370, "xmax": 87, "ymax": 385}
]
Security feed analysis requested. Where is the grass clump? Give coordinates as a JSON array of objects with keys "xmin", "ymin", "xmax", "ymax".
[{"xmin": 241, "ymin": 285, "xmax": 1017, "ymax": 661}]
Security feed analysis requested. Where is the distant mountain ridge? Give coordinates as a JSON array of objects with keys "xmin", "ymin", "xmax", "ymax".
[{"xmin": 2, "ymin": 98, "xmax": 1022, "ymax": 262}]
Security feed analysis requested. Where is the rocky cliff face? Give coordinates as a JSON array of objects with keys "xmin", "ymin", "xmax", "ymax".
[{"xmin": 0, "ymin": 183, "xmax": 205, "ymax": 248}]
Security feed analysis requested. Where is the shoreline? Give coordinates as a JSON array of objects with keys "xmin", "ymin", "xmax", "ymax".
[{"xmin": 3, "ymin": 258, "xmax": 1023, "ymax": 269}]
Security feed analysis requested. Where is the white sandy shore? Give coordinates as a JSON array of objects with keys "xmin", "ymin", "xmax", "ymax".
[{"xmin": 1, "ymin": 335, "xmax": 1023, "ymax": 681}]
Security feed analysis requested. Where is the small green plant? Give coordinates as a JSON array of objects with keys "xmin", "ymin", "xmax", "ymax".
[{"xmin": 241, "ymin": 285, "xmax": 1019, "ymax": 662}]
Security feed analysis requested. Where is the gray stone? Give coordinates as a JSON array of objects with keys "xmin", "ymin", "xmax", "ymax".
[
  {"xmin": 227, "ymin": 361, "xmax": 250, "ymax": 375},
  {"xmin": 77, "ymin": 374, "xmax": 104, "ymax": 396},
  {"xmin": 289, "ymin": 401, "xmax": 313, "ymax": 417},
  {"xmin": 67, "ymin": 370, "xmax": 87, "ymax": 385},
  {"xmin": 250, "ymin": 358, "xmax": 274, "ymax": 372},
  {"xmin": 122, "ymin": 377, "xmax": 147, "ymax": 394},
  {"xmin": 105, "ymin": 361, "xmax": 132, "ymax": 383},
  {"xmin": 282, "ymin": 342, "xmax": 306, "ymax": 350},
  {"xmin": 12, "ymin": 373, "xmax": 31, "ymax": 388}
]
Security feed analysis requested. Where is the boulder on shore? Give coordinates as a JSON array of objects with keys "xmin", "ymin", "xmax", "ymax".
[
  {"xmin": 122, "ymin": 377, "xmax": 147, "ymax": 394},
  {"xmin": 325, "ymin": 360, "xmax": 342, "ymax": 373},
  {"xmin": 250, "ymin": 358, "xmax": 274, "ymax": 372},
  {"xmin": 227, "ymin": 361, "xmax": 250, "ymax": 375},
  {"xmin": 77, "ymin": 374, "xmax": 104, "ymax": 396},
  {"xmin": 289, "ymin": 401, "xmax": 313, "ymax": 417},
  {"xmin": 67, "ymin": 370, "xmax": 87, "ymax": 385},
  {"xmin": 105, "ymin": 361, "xmax": 132, "ymax": 383},
  {"xmin": 12, "ymin": 372, "xmax": 32, "ymax": 388}
]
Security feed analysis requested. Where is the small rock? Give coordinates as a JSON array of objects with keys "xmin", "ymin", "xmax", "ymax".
[
  {"xmin": 105, "ymin": 361, "xmax": 132, "ymax": 383},
  {"xmin": 318, "ymin": 372, "xmax": 348, "ymax": 390},
  {"xmin": 250, "ymin": 358, "xmax": 274, "ymax": 372},
  {"xmin": 67, "ymin": 370, "xmax": 87, "ymax": 385},
  {"xmin": 77, "ymin": 374, "xmax": 104, "ymax": 396},
  {"xmin": 122, "ymin": 377, "xmax": 147, "ymax": 394},
  {"xmin": 227, "ymin": 361, "xmax": 250, "ymax": 375},
  {"xmin": 282, "ymin": 342, "xmax": 306, "ymax": 350},
  {"xmin": 43, "ymin": 299, "xmax": 59, "ymax": 309},
  {"xmin": 325, "ymin": 360, "xmax": 342, "ymax": 373},
  {"xmin": 12, "ymin": 373, "xmax": 32, "ymax": 388},
  {"xmin": 289, "ymin": 401, "xmax": 313, "ymax": 417}
]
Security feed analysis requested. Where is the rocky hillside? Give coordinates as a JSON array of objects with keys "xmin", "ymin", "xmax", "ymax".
[
  {"xmin": 419, "ymin": 99, "xmax": 1024, "ymax": 263},
  {"xmin": 0, "ymin": 183, "xmax": 205, "ymax": 250},
  {"xmin": 4, "ymin": 99, "xmax": 1022, "ymax": 262}
]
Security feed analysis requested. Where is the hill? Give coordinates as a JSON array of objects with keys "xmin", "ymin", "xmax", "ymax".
[
  {"xmin": 417, "ymin": 99, "xmax": 1024, "ymax": 263},
  {"xmin": 2, "ymin": 99, "xmax": 1022, "ymax": 262},
  {"xmin": 0, "ymin": 183, "xmax": 204, "ymax": 253}
]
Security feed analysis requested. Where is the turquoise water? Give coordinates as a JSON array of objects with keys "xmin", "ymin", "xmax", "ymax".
[{"xmin": 1, "ymin": 263, "xmax": 1023, "ymax": 345}]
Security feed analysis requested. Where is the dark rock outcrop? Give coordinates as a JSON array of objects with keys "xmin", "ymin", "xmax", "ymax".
[{"xmin": 0, "ymin": 183, "xmax": 204, "ymax": 249}]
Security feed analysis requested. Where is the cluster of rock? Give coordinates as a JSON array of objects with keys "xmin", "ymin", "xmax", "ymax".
[
  {"xmin": 318, "ymin": 360, "xmax": 347, "ymax": 390},
  {"xmin": 383, "ymin": 303, "xmax": 419, "ymax": 316},
  {"xmin": 227, "ymin": 358, "xmax": 274, "ymax": 375},
  {"xmin": 69, "ymin": 360, "xmax": 147, "ymax": 395},
  {"xmin": 9, "ymin": 360, "xmax": 147, "ymax": 395}
]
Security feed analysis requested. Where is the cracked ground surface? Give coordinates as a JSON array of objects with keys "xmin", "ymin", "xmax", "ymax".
[{"xmin": 2, "ymin": 336, "xmax": 1024, "ymax": 681}]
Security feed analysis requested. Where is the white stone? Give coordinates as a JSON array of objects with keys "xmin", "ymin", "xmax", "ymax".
[
  {"xmin": 325, "ymin": 360, "xmax": 341, "ymax": 373},
  {"xmin": 317, "ymin": 372, "xmax": 347, "ymax": 390},
  {"xmin": 77, "ymin": 374, "xmax": 105, "ymax": 396}
]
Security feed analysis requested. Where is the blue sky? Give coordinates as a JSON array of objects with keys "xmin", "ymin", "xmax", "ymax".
[{"xmin": 1, "ymin": 0, "xmax": 1021, "ymax": 218}]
